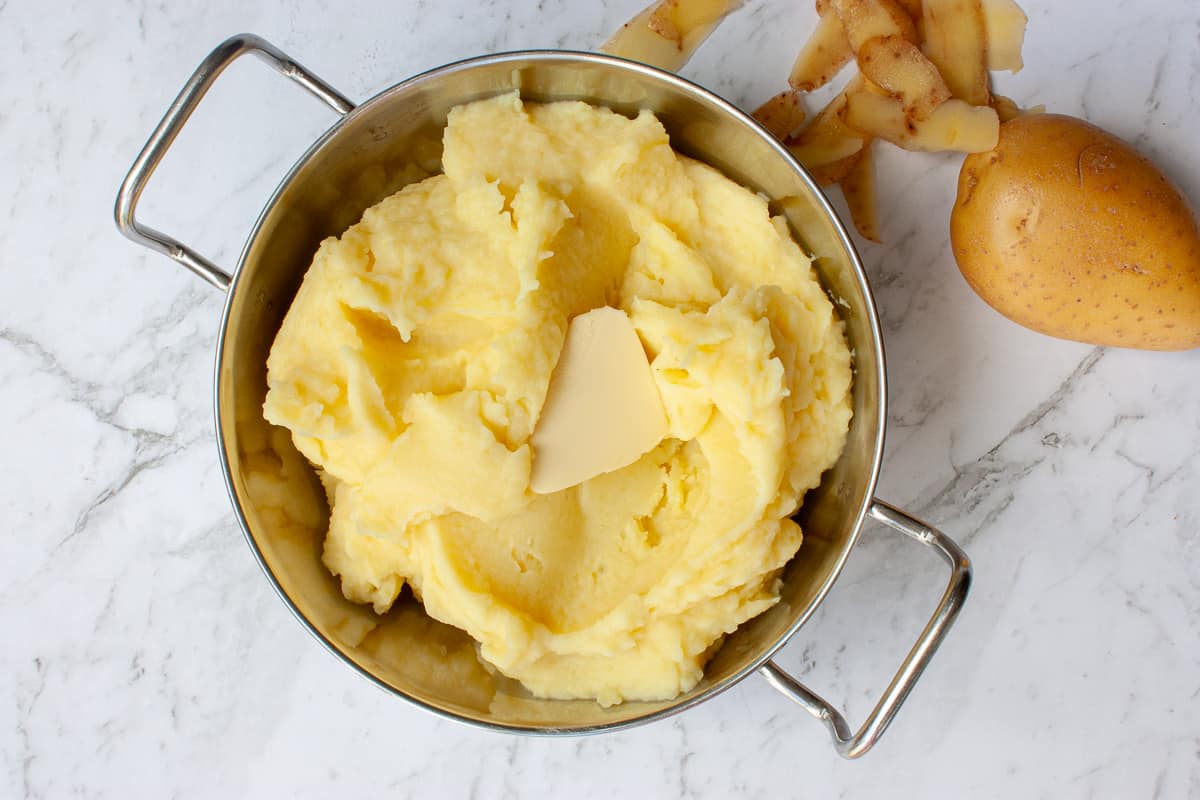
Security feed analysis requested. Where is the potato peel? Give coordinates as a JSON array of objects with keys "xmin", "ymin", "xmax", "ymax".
[
  {"xmin": 788, "ymin": 11, "xmax": 855, "ymax": 91},
  {"xmin": 840, "ymin": 142, "xmax": 881, "ymax": 242},
  {"xmin": 808, "ymin": 149, "xmax": 866, "ymax": 186},
  {"xmin": 842, "ymin": 91, "xmax": 999, "ymax": 152},
  {"xmin": 982, "ymin": 0, "xmax": 1027, "ymax": 72},
  {"xmin": 786, "ymin": 82, "xmax": 867, "ymax": 168},
  {"xmin": 857, "ymin": 35, "xmax": 951, "ymax": 119},
  {"xmin": 920, "ymin": 0, "xmax": 989, "ymax": 105},
  {"xmin": 753, "ymin": 91, "xmax": 809, "ymax": 140},
  {"xmin": 602, "ymin": 0, "xmax": 744, "ymax": 72},
  {"xmin": 767, "ymin": 0, "xmax": 1029, "ymax": 242}
]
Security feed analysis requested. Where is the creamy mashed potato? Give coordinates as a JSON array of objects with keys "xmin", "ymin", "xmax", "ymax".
[{"xmin": 263, "ymin": 94, "xmax": 852, "ymax": 705}]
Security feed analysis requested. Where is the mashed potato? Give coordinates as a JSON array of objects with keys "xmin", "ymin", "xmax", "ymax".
[{"xmin": 263, "ymin": 94, "xmax": 852, "ymax": 705}]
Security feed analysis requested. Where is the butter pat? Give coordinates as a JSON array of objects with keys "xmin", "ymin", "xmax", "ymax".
[{"xmin": 530, "ymin": 307, "xmax": 667, "ymax": 494}]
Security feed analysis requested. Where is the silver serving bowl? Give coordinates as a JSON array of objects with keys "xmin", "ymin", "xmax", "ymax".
[{"xmin": 116, "ymin": 34, "xmax": 970, "ymax": 758}]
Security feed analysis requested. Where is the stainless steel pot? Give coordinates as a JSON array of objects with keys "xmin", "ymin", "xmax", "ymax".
[{"xmin": 115, "ymin": 34, "xmax": 970, "ymax": 758}]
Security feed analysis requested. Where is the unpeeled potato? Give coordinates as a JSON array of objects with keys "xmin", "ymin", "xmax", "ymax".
[{"xmin": 951, "ymin": 114, "xmax": 1200, "ymax": 350}]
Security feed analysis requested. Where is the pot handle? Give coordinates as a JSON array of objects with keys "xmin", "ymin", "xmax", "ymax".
[
  {"xmin": 114, "ymin": 33, "xmax": 355, "ymax": 291},
  {"xmin": 760, "ymin": 499, "xmax": 971, "ymax": 758}
]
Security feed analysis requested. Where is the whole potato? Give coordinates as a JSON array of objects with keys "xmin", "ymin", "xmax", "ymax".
[{"xmin": 950, "ymin": 113, "xmax": 1200, "ymax": 350}]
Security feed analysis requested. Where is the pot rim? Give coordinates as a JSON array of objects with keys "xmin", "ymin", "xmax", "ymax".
[{"xmin": 213, "ymin": 48, "xmax": 887, "ymax": 735}]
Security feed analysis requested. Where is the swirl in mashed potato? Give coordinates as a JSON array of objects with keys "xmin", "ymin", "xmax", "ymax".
[{"xmin": 263, "ymin": 94, "xmax": 852, "ymax": 705}]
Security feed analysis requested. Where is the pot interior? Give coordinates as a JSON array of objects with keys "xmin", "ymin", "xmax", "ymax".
[{"xmin": 216, "ymin": 52, "xmax": 884, "ymax": 732}]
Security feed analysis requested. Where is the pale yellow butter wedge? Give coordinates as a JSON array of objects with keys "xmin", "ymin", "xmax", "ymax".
[{"xmin": 530, "ymin": 307, "xmax": 667, "ymax": 495}]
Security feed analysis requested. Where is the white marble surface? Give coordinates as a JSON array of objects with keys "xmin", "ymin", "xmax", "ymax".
[{"xmin": 3, "ymin": 0, "xmax": 1199, "ymax": 796}]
